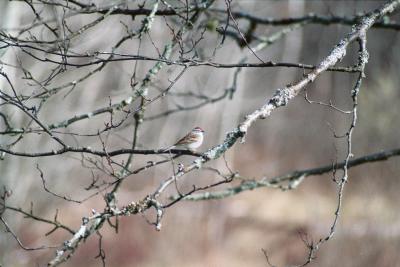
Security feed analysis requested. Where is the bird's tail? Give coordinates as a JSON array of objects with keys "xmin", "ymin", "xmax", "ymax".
[{"xmin": 162, "ymin": 145, "xmax": 175, "ymax": 152}]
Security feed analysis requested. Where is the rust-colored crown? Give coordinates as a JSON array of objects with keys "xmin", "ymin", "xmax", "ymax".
[{"xmin": 193, "ymin": 127, "xmax": 204, "ymax": 133}]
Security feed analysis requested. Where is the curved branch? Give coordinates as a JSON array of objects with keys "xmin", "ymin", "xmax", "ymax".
[
  {"xmin": 175, "ymin": 147, "xmax": 400, "ymax": 201},
  {"xmin": 210, "ymin": 8, "xmax": 400, "ymax": 30}
]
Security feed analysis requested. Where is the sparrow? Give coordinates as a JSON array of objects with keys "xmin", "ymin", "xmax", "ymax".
[{"xmin": 164, "ymin": 127, "xmax": 205, "ymax": 151}]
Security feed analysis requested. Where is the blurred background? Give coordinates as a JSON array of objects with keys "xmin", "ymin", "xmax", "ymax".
[{"xmin": 1, "ymin": 0, "xmax": 400, "ymax": 266}]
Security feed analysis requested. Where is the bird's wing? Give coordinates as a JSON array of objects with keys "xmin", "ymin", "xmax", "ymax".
[{"xmin": 175, "ymin": 132, "xmax": 197, "ymax": 145}]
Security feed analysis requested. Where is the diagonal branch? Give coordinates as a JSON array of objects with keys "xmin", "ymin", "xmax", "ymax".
[{"xmin": 200, "ymin": 0, "xmax": 400, "ymax": 164}]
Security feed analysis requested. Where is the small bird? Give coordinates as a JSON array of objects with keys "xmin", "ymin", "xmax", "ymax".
[{"xmin": 164, "ymin": 127, "xmax": 205, "ymax": 151}]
